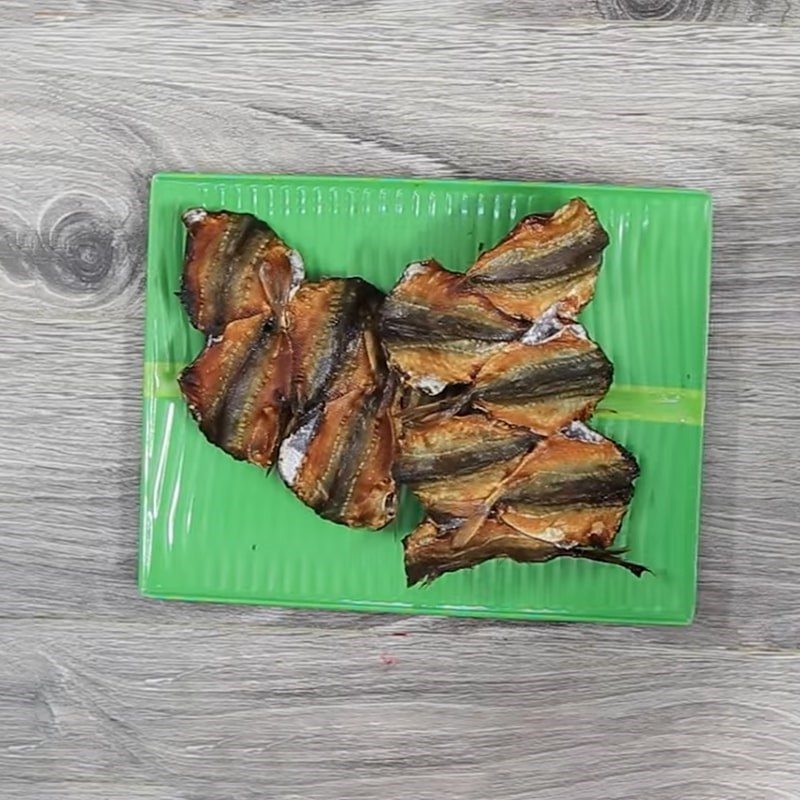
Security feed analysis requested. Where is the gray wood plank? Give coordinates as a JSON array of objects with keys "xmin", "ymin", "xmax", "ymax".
[
  {"xmin": 3, "ymin": 0, "xmax": 798, "ymax": 26},
  {"xmin": 1, "ymin": 10, "xmax": 800, "ymax": 799},
  {"xmin": 2, "ymin": 621, "xmax": 800, "ymax": 800},
  {"xmin": 596, "ymin": 0, "xmax": 798, "ymax": 22}
]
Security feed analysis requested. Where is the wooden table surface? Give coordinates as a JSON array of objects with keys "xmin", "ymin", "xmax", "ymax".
[{"xmin": 2, "ymin": 3, "xmax": 800, "ymax": 798}]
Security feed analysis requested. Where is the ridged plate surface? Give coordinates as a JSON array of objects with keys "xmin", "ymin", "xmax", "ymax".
[{"xmin": 140, "ymin": 173, "xmax": 711, "ymax": 625}]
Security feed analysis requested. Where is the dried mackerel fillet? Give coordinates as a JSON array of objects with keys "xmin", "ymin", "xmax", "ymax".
[
  {"xmin": 180, "ymin": 208, "xmax": 304, "ymax": 336},
  {"xmin": 394, "ymin": 412, "xmax": 540, "ymax": 521},
  {"xmin": 395, "ymin": 322, "xmax": 614, "ymax": 436},
  {"xmin": 380, "ymin": 197, "xmax": 642, "ymax": 583},
  {"xmin": 493, "ymin": 425, "xmax": 640, "ymax": 548},
  {"xmin": 379, "ymin": 198, "xmax": 610, "ymax": 397},
  {"xmin": 379, "ymin": 259, "xmax": 528, "ymax": 394},
  {"xmin": 287, "ymin": 278, "xmax": 385, "ymax": 411},
  {"xmin": 179, "ymin": 314, "xmax": 293, "ymax": 468},
  {"xmin": 466, "ymin": 197, "xmax": 609, "ymax": 320},
  {"xmin": 279, "ymin": 380, "xmax": 398, "ymax": 529},
  {"xmin": 178, "ymin": 210, "xmax": 397, "ymax": 529},
  {"xmin": 277, "ymin": 279, "xmax": 399, "ymax": 530},
  {"xmin": 471, "ymin": 326, "xmax": 613, "ymax": 435},
  {"xmin": 404, "ymin": 516, "xmax": 648, "ymax": 588},
  {"xmin": 402, "ymin": 424, "xmax": 644, "ymax": 585}
]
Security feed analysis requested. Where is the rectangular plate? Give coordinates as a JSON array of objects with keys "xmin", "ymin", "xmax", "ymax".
[{"xmin": 140, "ymin": 173, "xmax": 711, "ymax": 625}]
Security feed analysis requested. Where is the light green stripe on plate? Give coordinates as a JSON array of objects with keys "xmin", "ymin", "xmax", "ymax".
[
  {"xmin": 143, "ymin": 362, "xmax": 704, "ymax": 426},
  {"xmin": 595, "ymin": 384, "xmax": 703, "ymax": 426}
]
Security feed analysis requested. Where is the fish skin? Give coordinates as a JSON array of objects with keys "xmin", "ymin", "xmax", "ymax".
[
  {"xmin": 178, "ymin": 314, "xmax": 293, "ymax": 468},
  {"xmin": 180, "ymin": 208, "xmax": 303, "ymax": 336},
  {"xmin": 178, "ymin": 211, "xmax": 397, "ymax": 528},
  {"xmin": 278, "ymin": 380, "xmax": 398, "ymax": 530},
  {"xmin": 288, "ymin": 278, "xmax": 386, "ymax": 413},
  {"xmin": 395, "ymin": 412, "xmax": 539, "ymax": 485},
  {"xmin": 404, "ymin": 517, "xmax": 558, "ymax": 586},
  {"xmin": 500, "ymin": 433, "xmax": 640, "ymax": 509},
  {"xmin": 381, "ymin": 340, "xmax": 504, "ymax": 395},
  {"xmin": 466, "ymin": 198, "xmax": 610, "ymax": 320},
  {"xmin": 493, "ymin": 433, "xmax": 640, "ymax": 550},
  {"xmin": 381, "ymin": 260, "xmax": 527, "ymax": 343},
  {"xmin": 379, "ymin": 260, "xmax": 528, "ymax": 391},
  {"xmin": 404, "ymin": 514, "xmax": 648, "ymax": 587},
  {"xmin": 395, "ymin": 412, "xmax": 540, "ymax": 521},
  {"xmin": 472, "ymin": 329, "xmax": 613, "ymax": 433},
  {"xmin": 275, "ymin": 277, "xmax": 398, "ymax": 528},
  {"xmin": 402, "ymin": 430, "xmax": 642, "ymax": 583}
]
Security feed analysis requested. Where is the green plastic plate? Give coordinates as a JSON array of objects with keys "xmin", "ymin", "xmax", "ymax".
[{"xmin": 139, "ymin": 173, "xmax": 711, "ymax": 625}]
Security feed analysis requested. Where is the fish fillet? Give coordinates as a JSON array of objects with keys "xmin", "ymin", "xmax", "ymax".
[
  {"xmin": 379, "ymin": 260, "xmax": 527, "ymax": 392},
  {"xmin": 278, "ymin": 382, "xmax": 397, "ymax": 529},
  {"xmin": 395, "ymin": 412, "xmax": 540, "ymax": 520},
  {"xmin": 178, "ymin": 209, "xmax": 396, "ymax": 528},
  {"xmin": 178, "ymin": 314, "xmax": 292, "ymax": 467},
  {"xmin": 472, "ymin": 327, "xmax": 613, "ymax": 434},
  {"xmin": 466, "ymin": 198, "xmax": 609, "ymax": 320},
  {"xmin": 403, "ymin": 426, "xmax": 642, "ymax": 584},
  {"xmin": 180, "ymin": 208, "xmax": 303, "ymax": 336}
]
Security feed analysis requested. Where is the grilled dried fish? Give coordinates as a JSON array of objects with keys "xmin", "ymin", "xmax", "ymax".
[
  {"xmin": 180, "ymin": 208, "xmax": 304, "ymax": 336},
  {"xmin": 380, "ymin": 260, "xmax": 528, "ymax": 393},
  {"xmin": 278, "ymin": 383, "xmax": 397, "ymax": 529},
  {"xmin": 403, "ymin": 425, "xmax": 642, "ymax": 584},
  {"xmin": 395, "ymin": 412, "xmax": 540, "ymax": 520},
  {"xmin": 275, "ymin": 277, "xmax": 397, "ymax": 528},
  {"xmin": 472, "ymin": 327, "xmax": 613, "ymax": 433},
  {"xmin": 179, "ymin": 267, "xmax": 398, "ymax": 527},
  {"xmin": 288, "ymin": 278, "xmax": 385, "ymax": 412},
  {"xmin": 466, "ymin": 198, "xmax": 609, "ymax": 320},
  {"xmin": 177, "ymin": 201, "xmax": 641, "ymax": 565},
  {"xmin": 404, "ymin": 516, "xmax": 648, "ymax": 587},
  {"xmin": 178, "ymin": 314, "xmax": 293, "ymax": 467},
  {"xmin": 382, "ymin": 200, "xmax": 640, "ymax": 577},
  {"xmin": 494, "ymin": 425, "xmax": 639, "ymax": 548},
  {"xmin": 380, "ymin": 199, "xmax": 608, "ymax": 397},
  {"xmin": 177, "ymin": 205, "xmax": 398, "ymax": 528}
]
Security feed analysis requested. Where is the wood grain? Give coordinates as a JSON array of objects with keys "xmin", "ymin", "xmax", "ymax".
[
  {"xmin": 1, "ymin": 6, "xmax": 800, "ymax": 799},
  {"xmin": 3, "ymin": 622, "xmax": 800, "ymax": 800},
  {"xmin": 595, "ymin": 0, "xmax": 797, "ymax": 22},
  {"xmin": 4, "ymin": 0, "xmax": 799, "ymax": 25}
]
